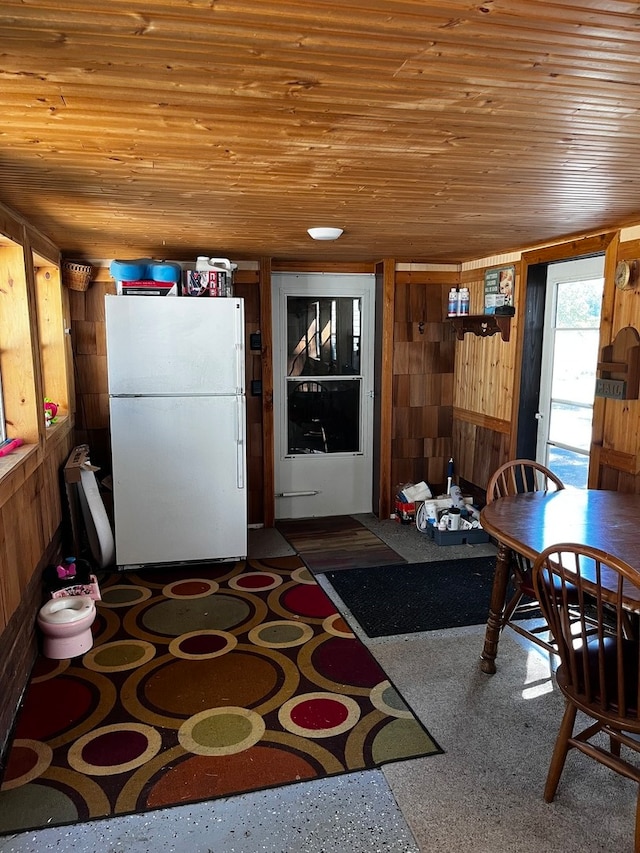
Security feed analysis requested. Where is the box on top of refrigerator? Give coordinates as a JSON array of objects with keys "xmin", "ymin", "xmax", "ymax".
[{"xmin": 116, "ymin": 280, "xmax": 179, "ymax": 296}]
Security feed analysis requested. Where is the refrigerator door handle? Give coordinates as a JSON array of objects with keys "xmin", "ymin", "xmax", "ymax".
[
  {"xmin": 236, "ymin": 396, "xmax": 245, "ymax": 489},
  {"xmin": 235, "ymin": 309, "xmax": 244, "ymax": 394}
]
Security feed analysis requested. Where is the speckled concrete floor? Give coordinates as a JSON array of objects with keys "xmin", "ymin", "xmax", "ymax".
[{"xmin": 1, "ymin": 519, "xmax": 635, "ymax": 852}]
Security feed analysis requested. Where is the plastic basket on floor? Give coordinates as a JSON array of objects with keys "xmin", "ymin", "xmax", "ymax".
[{"xmin": 62, "ymin": 261, "xmax": 93, "ymax": 291}]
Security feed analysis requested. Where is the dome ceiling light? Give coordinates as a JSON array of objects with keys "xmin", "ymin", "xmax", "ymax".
[{"xmin": 307, "ymin": 227, "xmax": 344, "ymax": 241}]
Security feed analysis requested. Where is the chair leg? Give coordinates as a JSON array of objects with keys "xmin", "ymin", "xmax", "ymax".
[
  {"xmin": 502, "ymin": 590, "xmax": 524, "ymax": 626},
  {"xmin": 611, "ymin": 734, "xmax": 621, "ymax": 757},
  {"xmin": 544, "ymin": 700, "xmax": 577, "ymax": 803}
]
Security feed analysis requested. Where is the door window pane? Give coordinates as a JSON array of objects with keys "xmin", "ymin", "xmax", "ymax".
[
  {"xmin": 551, "ymin": 329, "xmax": 599, "ymax": 404},
  {"xmin": 287, "ymin": 379, "xmax": 361, "ymax": 454},
  {"xmin": 548, "ymin": 446, "xmax": 589, "ymax": 489},
  {"xmin": 548, "ymin": 402, "xmax": 592, "ymax": 451},
  {"xmin": 555, "ymin": 279, "xmax": 604, "ymax": 329},
  {"xmin": 287, "ymin": 296, "xmax": 361, "ymax": 377}
]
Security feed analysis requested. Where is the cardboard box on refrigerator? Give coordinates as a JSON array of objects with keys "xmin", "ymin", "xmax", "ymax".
[{"xmin": 116, "ymin": 279, "xmax": 178, "ymax": 296}]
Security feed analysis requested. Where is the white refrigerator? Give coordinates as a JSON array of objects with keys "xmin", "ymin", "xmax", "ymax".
[{"xmin": 105, "ymin": 294, "xmax": 247, "ymax": 568}]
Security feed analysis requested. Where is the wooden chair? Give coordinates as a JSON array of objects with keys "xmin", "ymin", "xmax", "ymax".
[
  {"xmin": 486, "ymin": 459, "xmax": 566, "ymax": 654},
  {"xmin": 532, "ymin": 543, "xmax": 640, "ymax": 851}
]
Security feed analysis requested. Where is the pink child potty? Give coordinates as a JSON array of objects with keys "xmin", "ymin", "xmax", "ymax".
[{"xmin": 37, "ymin": 596, "xmax": 96, "ymax": 659}]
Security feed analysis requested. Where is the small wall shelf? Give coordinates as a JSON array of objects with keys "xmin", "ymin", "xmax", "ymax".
[
  {"xmin": 595, "ymin": 326, "xmax": 640, "ymax": 400},
  {"xmin": 448, "ymin": 314, "xmax": 511, "ymax": 342}
]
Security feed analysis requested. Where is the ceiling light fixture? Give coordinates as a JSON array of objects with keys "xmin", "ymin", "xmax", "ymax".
[{"xmin": 307, "ymin": 227, "xmax": 344, "ymax": 241}]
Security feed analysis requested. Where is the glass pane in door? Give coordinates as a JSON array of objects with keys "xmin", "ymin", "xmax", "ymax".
[
  {"xmin": 550, "ymin": 329, "xmax": 600, "ymax": 404},
  {"xmin": 286, "ymin": 296, "xmax": 361, "ymax": 377},
  {"xmin": 287, "ymin": 379, "xmax": 361, "ymax": 454},
  {"xmin": 285, "ymin": 295, "xmax": 362, "ymax": 457},
  {"xmin": 548, "ymin": 402, "xmax": 593, "ymax": 451},
  {"xmin": 547, "ymin": 447, "xmax": 589, "ymax": 489}
]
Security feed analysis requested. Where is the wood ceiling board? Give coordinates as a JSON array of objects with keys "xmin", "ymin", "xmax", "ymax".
[{"xmin": 1, "ymin": 0, "xmax": 640, "ymax": 261}]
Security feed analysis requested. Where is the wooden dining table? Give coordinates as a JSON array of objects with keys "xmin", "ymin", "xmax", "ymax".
[{"xmin": 479, "ymin": 488, "xmax": 640, "ymax": 674}]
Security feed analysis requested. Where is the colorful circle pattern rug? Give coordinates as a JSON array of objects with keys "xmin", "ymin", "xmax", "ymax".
[{"xmin": 0, "ymin": 557, "xmax": 441, "ymax": 834}]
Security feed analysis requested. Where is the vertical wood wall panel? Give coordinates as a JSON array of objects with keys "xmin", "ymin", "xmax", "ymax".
[
  {"xmin": 451, "ymin": 264, "xmax": 518, "ymax": 491},
  {"xmin": 0, "ymin": 419, "xmax": 74, "ymax": 764},
  {"xmin": 391, "ymin": 275, "xmax": 454, "ymax": 497}
]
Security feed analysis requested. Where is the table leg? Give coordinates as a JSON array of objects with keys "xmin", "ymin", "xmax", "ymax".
[{"xmin": 480, "ymin": 541, "xmax": 511, "ymax": 674}]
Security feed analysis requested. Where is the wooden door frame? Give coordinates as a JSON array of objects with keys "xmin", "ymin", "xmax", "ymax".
[
  {"xmin": 259, "ymin": 257, "xmax": 275, "ymax": 527},
  {"xmin": 374, "ymin": 259, "xmax": 395, "ymax": 520}
]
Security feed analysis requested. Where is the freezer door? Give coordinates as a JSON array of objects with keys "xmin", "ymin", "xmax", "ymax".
[
  {"xmin": 110, "ymin": 394, "xmax": 247, "ymax": 566},
  {"xmin": 105, "ymin": 295, "xmax": 245, "ymax": 396}
]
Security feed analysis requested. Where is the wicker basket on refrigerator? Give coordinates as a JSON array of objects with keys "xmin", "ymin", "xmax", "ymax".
[{"xmin": 62, "ymin": 261, "xmax": 93, "ymax": 291}]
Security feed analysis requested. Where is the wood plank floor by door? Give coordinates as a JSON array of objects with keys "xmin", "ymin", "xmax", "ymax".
[{"xmin": 276, "ymin": 516, "xmax": 406, "ymax": 573}]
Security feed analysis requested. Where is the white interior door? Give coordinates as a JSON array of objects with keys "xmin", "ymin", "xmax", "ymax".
[
  {"xmin": 535, "ymin": 256, "xmax": 604, "ymax": 488},
  {"xmin": 272, "ymin": 273, "xmax": 375, "ymax": 519}
]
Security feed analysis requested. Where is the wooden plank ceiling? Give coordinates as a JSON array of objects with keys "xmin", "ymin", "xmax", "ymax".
[{"xmin": 1, "ymin": 0, "xmax": 640, "ymax": 263}]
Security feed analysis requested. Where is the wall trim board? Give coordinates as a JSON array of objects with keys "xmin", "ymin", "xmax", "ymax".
[
  {"xmin": 270, "ymin": 260, "xmax": 374, "ymax": 274},
  {"xmin": 617, "ymin": 239, "xmax": 640, "ymax": 261},
  {"xmin": 592, "ymin": 445, "xmax": 640, "ymax": 476},
  {"xmin": 522, "ymin": 233, "xmax": 615, "ymax": 267},
  {"xmin": 394, "ymin": 270, "xmax": 459, "ymax": 285},
  {"xmin": 453, "ymin": 407, "xmax": 510, "ymax": 434}
]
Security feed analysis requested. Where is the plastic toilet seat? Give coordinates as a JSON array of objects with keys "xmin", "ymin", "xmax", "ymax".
[{"xmin": 39, "ymin": 596, "xmax": 94, "ymax": 624}]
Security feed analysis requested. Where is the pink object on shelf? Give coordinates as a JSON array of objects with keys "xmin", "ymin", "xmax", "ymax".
[{"xmin": 0, "ymin": 439, "xmax": 23, "ymax": 458}]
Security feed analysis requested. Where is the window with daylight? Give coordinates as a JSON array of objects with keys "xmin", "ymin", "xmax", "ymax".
[{"xmin": 0, "ymin": 235, "xmax": 70, "ymax": 467}]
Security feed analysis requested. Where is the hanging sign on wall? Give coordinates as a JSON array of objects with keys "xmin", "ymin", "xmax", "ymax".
[{"xmin": 484, "ymin": 265, "xmax": 515, "ymax": 314}]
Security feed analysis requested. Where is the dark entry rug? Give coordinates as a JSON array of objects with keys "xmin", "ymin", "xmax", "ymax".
[
  {"xmin": 276, "ymin": 516, "xmax": 406, "ymax": 573},
  {"xmin": 0, "ymin": 556, "xmax": 440, "ymax": 836},
  {"xmin": 325, "ymin": 556, "xmax": 498, "ymax": 638}
]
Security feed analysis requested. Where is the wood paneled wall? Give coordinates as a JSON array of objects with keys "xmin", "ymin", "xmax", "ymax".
[
  {"xmin": 450, "ymin": 264, "xmax": 519, "ymax": 492},
  {"xmin": 69, "ymin": 273, "xmax": 111, "ymax": 472},
  {"xmin": 391, "ymin": 271, "xmax": 457, "ymax": 496},
  {"xmin": 591, "ymin": 235, "xmax": 640, "ymax": 492},
  {"xmin": 454, "ymin": 265, "xmax": 520, "ymax": 424},
  {"xmin": 0, "ymin": 201, "xmax": 75, "ymax": 764},
  {"xmin": 0, "ymin": 429, "xmax": 74, "ymax": 761}
]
